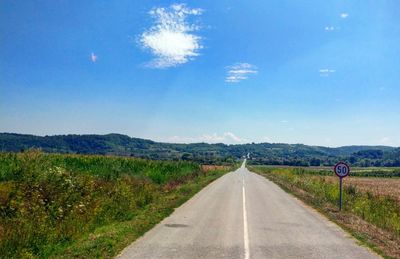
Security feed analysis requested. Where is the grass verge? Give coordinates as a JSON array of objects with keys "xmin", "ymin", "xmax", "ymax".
[{"xmin": 49, "ymin": 168, "xmax": 228, "ymax": 258}]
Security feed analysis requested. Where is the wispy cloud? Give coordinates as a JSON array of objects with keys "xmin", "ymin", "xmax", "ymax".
[
  {"xmin": 324, "ymin": 26, "xmax": 338, "ymax": 31},
  {"xmin": 262, "ymin": 136, "xmax": 272, "ymax": 142},
  {"xmin": 380, "ymin": 137, "xmax": 391, "ymax": 145},
  {"xmin": 139, "ymin": 3, "xmax": 203, "ymax": 68},
  {"xmin": 90, "ymin": 52, "xmax": 97, "ymax": 63},
  {"xmin": 168, "ymin": 132, "xmax": 246, "ymax": 144},
  {"xmin": 202, "ymin": 132, "xmax": 246, "ymax": 143},
  {"xmin": 319, "ymin": 68, "xmax": 335, "ymax": 76},
  {"xmin": 225, "ymin": 63, "xmax": 258, "ymax": 83},
  {"xmin": 340, "ymin": 13, "xmax": 349, "ymax": 19}
]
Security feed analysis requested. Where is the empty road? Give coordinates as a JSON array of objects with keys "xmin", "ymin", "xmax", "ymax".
[{"xmin": 118, "ymin": 161, "xmax": 379, "ymax": 259}]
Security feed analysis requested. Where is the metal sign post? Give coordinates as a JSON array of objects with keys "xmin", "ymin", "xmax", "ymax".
[
  {"xmin": 339, "ymin": 177, "xmax": 343, "ymax": 210},
  {"xmin": 334, "ymin": 162, "xmax": 350, "ymax": 211}
]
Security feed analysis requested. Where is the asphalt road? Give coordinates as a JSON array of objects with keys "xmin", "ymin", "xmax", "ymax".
[{"xmin": 118, "ymin": 161, "xmax": 379, "ymax": 259}]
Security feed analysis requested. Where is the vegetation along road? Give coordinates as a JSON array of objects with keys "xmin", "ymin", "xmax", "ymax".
[{"xmin": 118, "ymin": 160, "xmax": 378, "ymax": 259}]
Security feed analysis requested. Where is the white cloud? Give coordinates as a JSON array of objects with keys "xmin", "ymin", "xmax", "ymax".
[
  {"xmin": 380, "ymin": 137, "xmax": 391, "ymax": 145},
  {"xmin": 90, "ymin": 52, "xmax": 97, "ymax": 63},
  {"xmin": 319, "ymin": 68, "xmax": 336, "ymax": 76},
  {"xmin": 324, "ymin": 26, "xmax": 336, "ymax": 31},
  {"xmin": 340, "ymin": 13, "xmax": 349, "ymax": 19},
  {"xmin": 262, "ymin": 136, "xmax": 272, "ymax": 142},
  {"xmin": 167, "ymin": 132, "xmax": 246, "ymax": 144},
  {"xmin": 225, "ymin": 63, "xmax": 258, "ymax": 83},
  {"xmin": 280, "ymin": 120, "xmax": 289, "ymax": 123},
  {"xmin": 139, "ymin": 4, "xmax": 203, "ymax": 68}
]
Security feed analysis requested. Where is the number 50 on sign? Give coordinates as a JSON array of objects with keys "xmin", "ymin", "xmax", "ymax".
[{"xmin": 334, "ymin": 162, "xmax": 350, "ymax": 178}]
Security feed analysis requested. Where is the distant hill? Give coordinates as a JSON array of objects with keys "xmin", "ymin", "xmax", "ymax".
[{"xmin": 1, "ymin": 133, "xmax": 399, "ymax": 167}]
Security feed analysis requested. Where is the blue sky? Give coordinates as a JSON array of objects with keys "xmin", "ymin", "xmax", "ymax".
[{"xmin": 1, "ymin": 0, "xmax": 399, "ymax": 146}]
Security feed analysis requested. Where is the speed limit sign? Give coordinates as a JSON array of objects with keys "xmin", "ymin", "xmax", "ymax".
[
  {"xmin": 334, "ymin": 162, "xmax": 350, "ymax": 178},
  {"xmin": 334, "ymin": 161, "xmax": 350, "ymax": 211}
]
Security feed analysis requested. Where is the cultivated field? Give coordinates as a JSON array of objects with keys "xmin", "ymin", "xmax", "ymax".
[
  {"xmin": 0, "ymin": 150, "xmax": 234, "ymax": 258},
  {"xmin": 256, "ymin": 165, "xmax": 400, "ymax": 177},
  {"xmin": 324, "ymin": 176, "xmax": 400, "ymax": 203}
]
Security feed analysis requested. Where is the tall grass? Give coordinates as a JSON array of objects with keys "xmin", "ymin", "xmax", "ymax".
[
  {"xmin": 0, "ymin": 150, "xmax": 226, "ymax": 258},
  {"xmin": 0, "ymin": 151, "xmax": 199, "ymax": 183}
]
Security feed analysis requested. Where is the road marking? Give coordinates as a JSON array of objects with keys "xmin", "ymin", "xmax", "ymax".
[{"xmin": 242, "ymin": 173, "xmax": 250, "ymax": 259}]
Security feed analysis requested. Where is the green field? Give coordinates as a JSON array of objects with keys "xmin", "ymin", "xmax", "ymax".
[
  {"xmin": 0, "ymin": 150, "xmax": 234, "ymax": 258},
  {"xmin": 256, "ymin": 165, "xmax": 400, "ymax": 178},
  {"xmin": 248, "ymin": 166, "xmax": 400, "ymax": 258}
]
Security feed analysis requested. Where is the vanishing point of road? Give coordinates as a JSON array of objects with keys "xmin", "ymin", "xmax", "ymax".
[{"xmin": 118, "ymin": 160, "xmax": 379, "ymax": 259}]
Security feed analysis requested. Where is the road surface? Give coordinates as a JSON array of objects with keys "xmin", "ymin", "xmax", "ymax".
[{"xmin": 118, "ymin": 161, "xmax": 379, "ymax": 259}]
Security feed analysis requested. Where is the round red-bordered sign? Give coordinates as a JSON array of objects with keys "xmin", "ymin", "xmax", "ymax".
[{"xmin": 334, "ymin": 162, "xmax": 350, "ymax": 178}]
